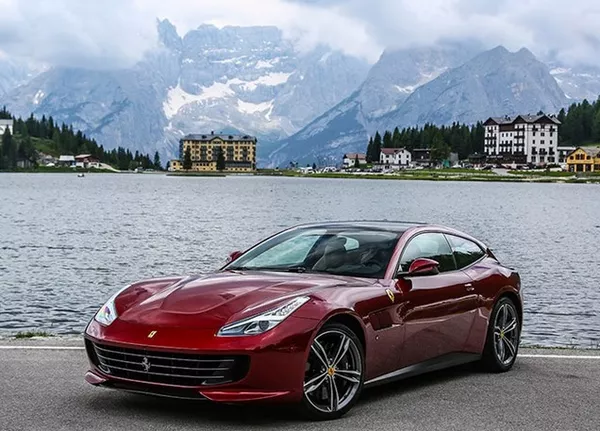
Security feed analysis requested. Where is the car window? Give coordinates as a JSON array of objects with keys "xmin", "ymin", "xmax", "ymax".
[
  {"xmin": 343, "ymin": 237, "xmax": 359, "ymax": 251},
  {"xmin": 226, "ymin": 227, "xmax": 399, "ymax": 278},
  {"xmin": 246, "ymin": 233, "xmax": 321, "ymax": 267},
  {"xmin": 446, "ymin": 235, "xmax": 485, "ymax": 269},
  {"xmin": 399, "ymin": 233, "xmax": 456, "ymax": 273}
]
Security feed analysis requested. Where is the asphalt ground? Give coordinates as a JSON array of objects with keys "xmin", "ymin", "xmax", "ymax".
[{"xmin": 1, "ymin": 338, "xmax": 599, "ymax": 431}]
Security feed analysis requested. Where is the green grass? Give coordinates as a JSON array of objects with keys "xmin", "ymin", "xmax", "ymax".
[
  {"xmin": 13, "ymin": 331, "xmax": 53, "ymax": 339},
  {"xmin": 508, "ymin": 170, "xmax": 574, "ymax": 177},
  {"xmin": 3, "ymin": 166, "xmax": 117, "ymax": 173},
  {"xmin": 413, "ymin": 168, "xmax": 494, "ymax": 175},
  {"xmin": 31, "ymin": 137, "xmax": 60, "ymax": 157}
]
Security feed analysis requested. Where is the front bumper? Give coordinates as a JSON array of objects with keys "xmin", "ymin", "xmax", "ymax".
[{"xmin": 84, "ymin": 316, "xmax": 318, "ymax": 403}]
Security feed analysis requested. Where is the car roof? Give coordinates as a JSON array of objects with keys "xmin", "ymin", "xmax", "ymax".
[
  {"xmin": 290, "ymin": 220, "xmax": 428, "ymax": 234},
  {"xmin": 287, "ymin": 221, "xmax": 487, "ymax": 249}
]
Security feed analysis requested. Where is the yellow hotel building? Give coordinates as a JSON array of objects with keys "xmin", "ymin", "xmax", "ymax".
[
  {"xmin": 170, "ymin": 132, "xmax": 257, "ymax": 172},
  {"xmin": 566, "ymin": 147, "xmax": 600, "ymax": 173}
]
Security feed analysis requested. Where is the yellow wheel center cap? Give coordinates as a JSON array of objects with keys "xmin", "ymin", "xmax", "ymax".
[
  {"xmin": 327, "ymin": 367, "xmax": 336, "ymax": 377},
  {"xmin": 500, "ymin": 331, "xmax": 505, "ymax": 339}
]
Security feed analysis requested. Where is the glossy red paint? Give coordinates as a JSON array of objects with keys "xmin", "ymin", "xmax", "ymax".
[
  {"xmin": 407, "ymin": 257, "xmax": 440, "ymax": 275},
  {"xmin": 84, "ymin": 221, "xmax": 522, "ymax": 407}
]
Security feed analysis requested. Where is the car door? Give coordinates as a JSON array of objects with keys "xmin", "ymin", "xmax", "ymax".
[
  {"xmin": 395, "ymin": 232, "xmax": 478, "ymax": 368},
  {"xmin": 444, "ymin": 234, "xmax": 490, "ymax": 352}
]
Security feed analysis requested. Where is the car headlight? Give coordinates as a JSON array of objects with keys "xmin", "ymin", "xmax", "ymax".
[
  {"xmin": 217, "ymin": 296, "xmax": 310, "ymax": 336},
  {"xmin": 94, "ymin": 285, "xmax": 131, "ymax": 326}
]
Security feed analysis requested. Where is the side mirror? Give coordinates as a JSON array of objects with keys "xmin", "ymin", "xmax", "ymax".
[
  {"xmin": 227, "ymin": 250, "xmax": 243, "ymax": 263},
  {"xmin": 399, "ymin": 258, "xmax": 440, "ymax": 277}
]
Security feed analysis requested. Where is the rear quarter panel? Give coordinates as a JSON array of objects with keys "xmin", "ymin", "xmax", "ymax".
[{"xmin": 462, "ymin": 257, "xmax": 522, "ymax": 353}]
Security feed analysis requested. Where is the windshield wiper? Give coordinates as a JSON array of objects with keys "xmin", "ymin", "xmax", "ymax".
[
  {"xmin": 226, "ymin": 266, "xmax": 310, "ymax": 273},
  {"xmin": 283, "ymin": 266, "xmax": 309, "ymax": 273}
]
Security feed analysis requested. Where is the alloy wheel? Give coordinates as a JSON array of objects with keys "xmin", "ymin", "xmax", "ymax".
[
  {"xmin": 303, "ymin": 329, "xmax": 362, "ymax": 414},
  {"xmin": 493, "ymin": 302, "xmax": 519, "ymax": 365}
]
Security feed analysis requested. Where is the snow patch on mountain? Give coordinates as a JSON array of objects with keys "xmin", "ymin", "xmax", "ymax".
[
  {"xmin": 239, "ymin": 72, "xmax": 292, "ymax": 90},
  {"xmin": 255, "ymin": 58, "xmax": 281, "ymax": 69},
  {"xmin": 163, "ymin": 80, "xmax": 236, "ymax": 118},
  {"xmin": 33, "ymin": 90, "xmax": 45, "ymax": 105},
  {"xmin": 237, "ymin": 99, "xmax": 274, "ymax": 114}
]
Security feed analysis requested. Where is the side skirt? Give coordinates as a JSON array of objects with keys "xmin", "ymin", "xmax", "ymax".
[{"xmin": 364, "ymin": 352, "xmax": 481, "ymax": 388}]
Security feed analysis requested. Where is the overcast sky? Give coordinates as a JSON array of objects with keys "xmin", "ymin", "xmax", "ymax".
[{"xmin": 0, "ymin": 0, "xmax": 599, "ymax": 68}]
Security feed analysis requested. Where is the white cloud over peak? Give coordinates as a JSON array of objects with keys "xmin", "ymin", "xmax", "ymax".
[{"xmin": 0, "ymin": 0, "xmax": 599, "ymax": 69}]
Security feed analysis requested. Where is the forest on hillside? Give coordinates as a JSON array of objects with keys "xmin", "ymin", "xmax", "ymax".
[
  {"xmin": 0, "ymin": 107, "xmax": 161, "ymax": 171},
  {"xmin": 366, "ymin": 98, "xmax": 600, "ymax": 163}
]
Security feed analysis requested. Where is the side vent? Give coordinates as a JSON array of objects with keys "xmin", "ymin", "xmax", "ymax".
[{"xmin": 369, "ymin": 311, "xmax": 393, "ymax": 330}]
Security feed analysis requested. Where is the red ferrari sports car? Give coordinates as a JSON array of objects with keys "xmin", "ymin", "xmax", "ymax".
[{"xmin": 84, "ymin": 221, "xmax": 522, "ymax": 420}]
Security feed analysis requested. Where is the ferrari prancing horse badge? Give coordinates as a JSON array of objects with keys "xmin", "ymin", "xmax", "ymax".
[{"xmin": 386, "ymin": 289, "xmax": 395, "ymax": 303}]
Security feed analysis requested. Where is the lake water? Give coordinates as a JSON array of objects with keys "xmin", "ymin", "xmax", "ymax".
[{"xmin": 1, "ymin": 173, "xmax": 599, "ymax": 348}]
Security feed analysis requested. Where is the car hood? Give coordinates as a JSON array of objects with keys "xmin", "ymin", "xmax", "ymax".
[{"xmin": 116, "ymin": 271, "xmax": 366, "ymax": 329}]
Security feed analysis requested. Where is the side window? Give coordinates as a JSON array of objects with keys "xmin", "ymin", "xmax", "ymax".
[
  {"xmin": 446, "ymin": 235, "xmax": 485, "ymax": 269},
  {"xmin": 343, "ymin": 237, "xmax": 359, "ymax": 251},
  {"xmin": 399, "ymin": 233, "xmax": 456, "ymax": 273}
]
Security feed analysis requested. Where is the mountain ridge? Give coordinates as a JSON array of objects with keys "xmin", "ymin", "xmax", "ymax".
[
  {"xmin": 2, "ymin": 23, "xmax": 596, "ymax": 167},
  {"xmin": 268, "ymin": 44, "xmax": 571, "ymax": 167}
]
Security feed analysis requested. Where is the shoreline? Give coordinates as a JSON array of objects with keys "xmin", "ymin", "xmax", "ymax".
[
  {"xmin": 254, "ymin": 171, "xmax": 600, "ymax": 184},
  {"xmin": 3, "ymin": 169, "xmax": 600, "ymax": 184}
]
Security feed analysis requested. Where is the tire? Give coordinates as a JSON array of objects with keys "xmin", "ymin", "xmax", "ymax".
[
  {"xmin": 299, "ymin": 322, "xmax": 365, "ymax": 421},
  {"xmin": 481, "ymin": 296, "xmax": 521, "ymax": 372}
]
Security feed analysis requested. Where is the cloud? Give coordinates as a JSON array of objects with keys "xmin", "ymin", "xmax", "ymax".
[
  {"xmin": 314, "ymin": 0, "xmax": 600, "ymax": 66},
  {"xmin": 0, "ymin": 0, "xmax": 599, "ymax": 69}
]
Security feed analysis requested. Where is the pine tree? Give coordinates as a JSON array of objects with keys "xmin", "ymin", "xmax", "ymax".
[
  {"xmin": 592, "ymin": 109, "xmax": 600, "ymax": 142},
  {"xmin": 373, "ymin": 132, "xmax": 382, "ymax": 163},
  {"xmin": 183, "ymin": 147, "xmax": 192, "ymax": 170},
  {"xmin": 392, "ymin": 127, "xmax": 401, "ymax": 148},
  {"xmin": 366, "ymin": 137, "xmax": 374, "ymax": 163},
  {"xmin": 153, "ymin": 151, "xmax": 162, "ymax": 170},
  {"xmin": 383, "ymin": 130, "xmax": 392, "ymax": 148},
  {"xmin": 430, "ymin": 132, "xmax": 450, "ymax": 164},
  {"xmin": 2, "ymin": 128, "xmax": 15, "ymax": 170},
  {"xmin": 18, "ymin": 136, "xmax": 37, "ymax": 166}
]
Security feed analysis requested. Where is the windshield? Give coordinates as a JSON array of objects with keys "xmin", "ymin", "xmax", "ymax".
[{"xmin": 224, "ymin": 227, "xmax": 400, "ymax": 278}]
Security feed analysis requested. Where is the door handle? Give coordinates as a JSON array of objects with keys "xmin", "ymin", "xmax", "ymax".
[{"xmin": 464, "ymin": 283, "xmax": 475, "ymax": 292}]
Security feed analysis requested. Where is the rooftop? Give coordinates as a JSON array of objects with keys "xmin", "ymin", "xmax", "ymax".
[
  {"xmin": 579, "ymin": 147, "xmax": 600, "ymax": 157},
  {"xmin": 485, "ymin": 114, "xmax": 561, "ymax": 125},
  {"xmin": 380, "ymin": 148, "xmax": 408, "ymax": 155},
  {"xmin": 182, "ymin": 133, "xmax": 257, "ymax": 142},
  {"xmin": 343, "ymin": 153, "xmax": 367, "ymax": 159}
]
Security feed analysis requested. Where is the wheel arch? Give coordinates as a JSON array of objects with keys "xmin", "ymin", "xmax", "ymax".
[
  {"xmin": 496, "ymin": 290, "xmax": 523, "ymax": 324},
  {"xmin": 321, "ymin": 312, "xmax": 367, "ymax": 353}
]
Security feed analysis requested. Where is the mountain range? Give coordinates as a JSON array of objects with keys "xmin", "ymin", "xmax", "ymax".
[{"xmin": 1, "ymin": 20, "xmax": 599, "ymax": 167}]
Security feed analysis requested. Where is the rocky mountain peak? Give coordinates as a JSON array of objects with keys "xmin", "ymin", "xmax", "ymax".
[{"xmin": 157, "ymin": 19, "xmax": 182, "ymax": 51}]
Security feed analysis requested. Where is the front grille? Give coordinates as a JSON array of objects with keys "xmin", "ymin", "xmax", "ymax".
[{"xmin": 87, "ymin": 340, "xmax": 249, "ymax": 387}]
